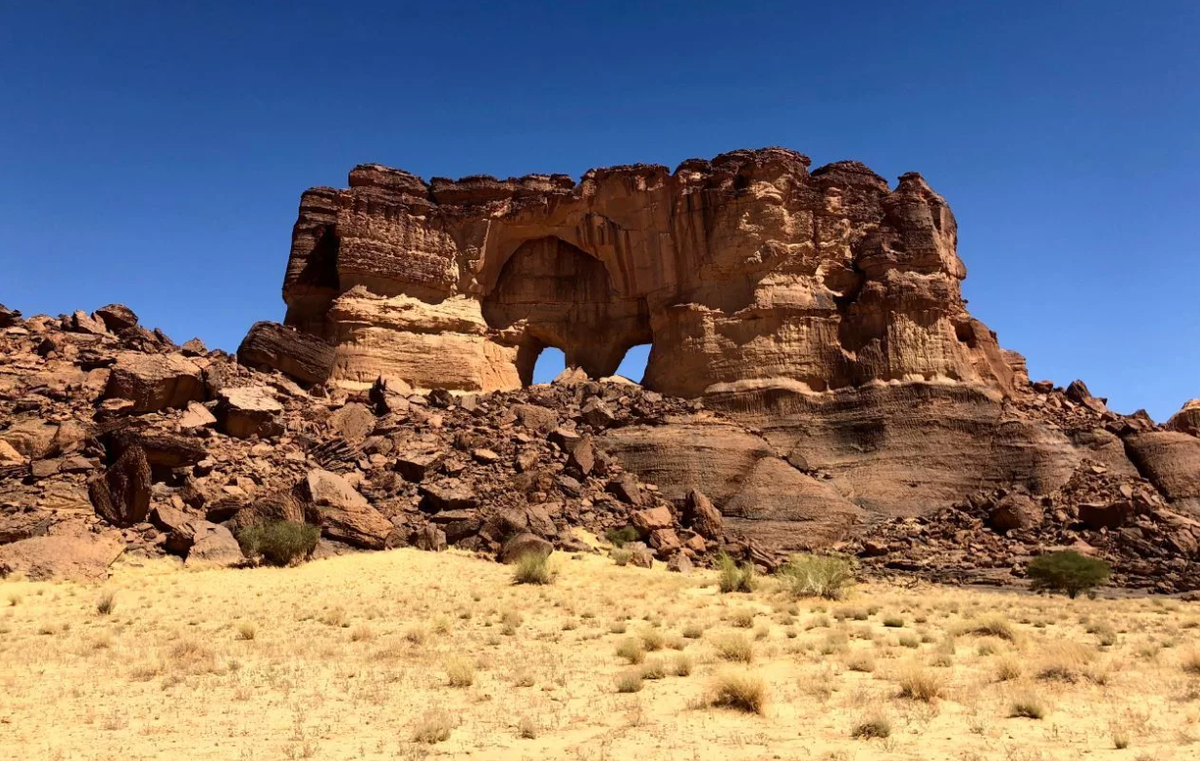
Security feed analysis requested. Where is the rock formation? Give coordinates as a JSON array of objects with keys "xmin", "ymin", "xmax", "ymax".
[{"xmin": 0, "ymin": 147, "xmax": 1196, "ymax": 591}]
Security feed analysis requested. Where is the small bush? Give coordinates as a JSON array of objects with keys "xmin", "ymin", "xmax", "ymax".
[
  {"xmin": 616, "ymin": 637, "xmax": 646, "ymax": 664},
  {"xmin": 236, "ymin": 521, "xmax": 319, "ymax": 567},
  {"xmin": 641, "ymin": 658, "xmax": 667, "ymax": 680},
  {"xmin": 730, "ymin": 609, "xmax": 755, "ymax": 628},
  {"xmin": 777, "ymin": 553, "xmax": 856, "ymax": 600},
  {"xmin": 716, "ymin": 553, "xmax": 756, "ymax": 594},
  {"xmin": 713, "ymin": 632, "xmax": 754, "ymax": 663},
  {"xmin": 670, "ymin": 653, "xmax": 694, "ymax": 676},
  {"xmin": 605, "ymin": 526, "xmax": 640, "ymax": 548},
  {"xmin": 445, "ymin": 657, "xmax": 476, "ymax": 687},
  {"xmin": 846, "ymin": 653, "xmax": 876, "ymax": 673},
  {"xmin": 1009, "ymin": 694, "xmax": 1045, "ymax": 720},
  {"xmin": 882, "ymin": 616, "xmax": 904, "ymax": 628},
  {"xmin": 513, "ymin": 553, "xmax": 554, "ymax": 585},
  {"xmin": 517, "ymin": 715, "xmax": 538, "ymax": 739},
  {"xmin": 710, "ymin": 671, "xmax": 767, "ymax": 714},
  {"xmin": 235, "ymin": 621, "xmax": 257, "ymax": 641},
  {"xmin": 611, "ymin": 548, "xmax": 632, "ymax": 566},
  {"xmin": 1027, "ymin": 551, "xmax": 1110, "ymax": 599},
  {"xmin": 897, "ymin": 668, "xmax": 943, "ymax": 702},
  {"xmin": 1180, "ymin": 650, "xmax": 1200, "ymax": 676},
  {"xmin": 682, "ymin": 623, "xmax": 705, "ymax": 639},
  {"xmin": 96, "ymin": 590, "xmax": 116, "ymax": 616},
  {"xmin": 615, "ymin": 669, "xmax": 644, "ymax": 693},
  {"xmin": 959, "ymin": 616, "xmax": 1018, "ymax": 641},
  {"xmin": 995, "ymin": 657, "xmax": 1022, "ymax": 682},
  {"xmin": 851, "ymin": 714, "xmax": 892, "ymax": 739},
  {"xmin": 411, "ymin": 708, "xmax": 454, "ymax": 743}
]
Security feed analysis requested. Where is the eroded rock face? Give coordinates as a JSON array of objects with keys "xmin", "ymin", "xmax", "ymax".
[{"xmin": 278, "ymin": 149, "xmax": 1012, "ymax": 397}]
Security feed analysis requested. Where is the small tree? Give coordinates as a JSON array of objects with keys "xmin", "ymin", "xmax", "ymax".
[
  {"xmin": 1026, "ymin": 550, "xmax": 1110, "ymax": 598},
  {"xmin": 236, "ymin": 520, "xmax": 320, "ymax": 566}
]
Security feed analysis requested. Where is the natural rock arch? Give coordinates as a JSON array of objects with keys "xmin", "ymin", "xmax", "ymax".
[{"xmin": 482, "ymin": 236, "xmax": 652, "ymax": 385}]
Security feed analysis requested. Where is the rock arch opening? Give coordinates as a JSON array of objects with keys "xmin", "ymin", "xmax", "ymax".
[{"xmin": 482, "ymin": 236, "xmax": 652, "ymax": 386}]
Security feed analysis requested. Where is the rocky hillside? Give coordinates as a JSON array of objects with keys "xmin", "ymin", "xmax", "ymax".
[{"xmin": 0, "ymin": 304, "xmax": 729, "ymax": 580}]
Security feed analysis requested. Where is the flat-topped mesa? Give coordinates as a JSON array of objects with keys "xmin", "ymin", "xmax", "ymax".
[{"xmin": 279, "ymin": 147, "xmax": 1014, "ymax": 396}]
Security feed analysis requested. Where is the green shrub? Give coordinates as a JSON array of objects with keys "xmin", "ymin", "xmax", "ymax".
[
  {"xmin": 611, "ymin": 548, "xmax": 632, "ymax": 566},
  {"xmin": 717, "ymin": 553, "xmax": 756, "ymax": 594},
  {"xmin": 777, "ymin": 553, "xmax": 856, "ymax": 600},
  {"xmin": 1026, "ymin": 551, "xmax": 1110, "ymax": 599},
  {"xmin": 513, "ymin": 553, "xmax": 554, "ymax": 585},
  {"xmin": 236, "ymin": 521, "xmax": 319, "ymax": 566},
  {"xmin": 605, "ymin": 526, "xmax": 640, "ymax": 548}
]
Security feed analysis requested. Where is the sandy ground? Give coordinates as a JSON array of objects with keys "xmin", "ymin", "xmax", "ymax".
[{"xmin": 2, "ymin": 546, "xmax": 1199, "ymax": 761}]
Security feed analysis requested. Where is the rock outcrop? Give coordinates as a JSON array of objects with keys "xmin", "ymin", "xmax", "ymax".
[{"xmin": 1, "ymin": 148, "xmax": 1196, "ymax": 591}]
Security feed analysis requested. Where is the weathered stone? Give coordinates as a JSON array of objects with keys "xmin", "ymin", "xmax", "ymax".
[
  {"xmin": 413, "ymin": 524, "xmax": 447, "ymax": 552},
  {"xmin": 628, "ymin": 543, "xmax": 654, "ymax": 568},
  {"xmin": 395, "ymin": 447, "xmax": 444, "ymax": 481},
  {"xmin": 88, "ymin": 446, "xmax": 151, "ymax": 527},
  {"xmin": 0, "ymin": 533, "xmax": 124, "ymax": 581},
  {"xmin": 666, "ymin": 552, "xmax": 693, "ymax": 573},
  {"xmin": 328, "ymin": 402, "xmax": 375, "ymax": 441},
  {"xmin": 104, "ymin": 353, "xmax": 204, "ymax": 412},
  {"xmin": 988, "ymin": 494, "xmax": 1043, "ymax": 532},
  {"xmin": 605, "ymin": 475, "xmax": 642, "ymax": 506},
  {"xmin": 237, "ymin": 321, "xmax": 335, "ymax": 385},
  {"xmin": 513, "ymin": 404, "xmax": 558, "ymax": 434},
  {"xmin": 499, "ymin": 532, "xmax": 553, "ymax": 564},
  {"xmin": 94, "ymin": 304, "xmax": 139, "ymax": 333},
  {"xmin": 631, "ymin": 506, "xmax": 673, "ymax": 533},
  {"xmin": 293, "ymin": 468, "xmax": 391, "ymax": 549},
  {"xmin": 1079, "ymin": 501, "xmax": 1133, "ymax": 531},
  {"xmin": 179, "ymin": 401, "xmax": 217, "ymax": 429},
  {"xmin": 180, "ymin": 337, "xmax": 207, "ymax": 356},
  {"xmin": 1165, "ymin": 399, "xmax": 1200, "ymax": 437},
  {"xmin": 216, "ymin": 386, "xmax": 283, "ymax": 439},
  {"xmin": 580, "ymin": 397, "xmax": 616, "ymax": 428},
  {"xmin": 420, "ymin": 480, "xmax": 476, "ymax": 512},
  {"xmin": 185, "ymin": 523, "xmax": 243, "ymax": 567},
  {"xmin": 70, "ymin": 310, "xmax": 108, "ymax": 335},
  {"xmin": 684, "ymin": 489, "xmax": 723, "ymax": 539}
]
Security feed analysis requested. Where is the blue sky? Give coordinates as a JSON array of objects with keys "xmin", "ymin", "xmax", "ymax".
[{"xmin": 1, "ymin": 2, "xmax": 1197, "ymax": 419}]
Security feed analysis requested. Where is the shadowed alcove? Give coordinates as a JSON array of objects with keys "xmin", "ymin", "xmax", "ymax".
[{"xmin": 482, "ymin": 236, "xmax": 652, "ymax": 386}]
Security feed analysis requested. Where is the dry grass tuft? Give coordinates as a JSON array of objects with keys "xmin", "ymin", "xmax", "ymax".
[
  {"xmin": 95, "ymin": 590, "xmax": 116, "ymax": 616},
  {"xmin": 615, "ymin": 668, "xmax": 644, "ymax": 693},
  {"xmin": 709, "ymin": 670, "xmax": 767, "ymax": 714},
  {"xmin": 897, "ymin": 667, "xmax": 944, "ymax": 702},
  {"xmin": 712, "ymin": 632, "xmax": 754, "ymax": 663},
  {"xmin": 445, "ymin": 656, "xmax": 476, "ymax": 687},
  {"xmin": 411, "ymin": 708, "xmax": 454, "ymax": 743},
  {"xmin": 851, "ymin": 713, "xmax": 892, "ymax": 739}
]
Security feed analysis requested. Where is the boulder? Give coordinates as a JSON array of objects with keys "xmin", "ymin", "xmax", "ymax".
[
  {"xmin": 1165, "ymin": 399, "xmax": 1200, "ymax": 437},
  {"xmin": 328, "ymin": 402, "xmax": 375, "ymax": 441},
  {"xmin": 627, "ymin": 543, "xmax": 654, "ymax": 568},
  {"xmin": 666, "ymin": 552, "xmax": 693, "ymax": 573},
  {"xmin": 104, "ymin": 352, "xmax": 204, "ymax": 412},
  {"xmin": 0, "ymin": 533, "xmax": 125, "ymax": 582},
  {"xmin": 512, "ymin": 404, "xmax": 558, "ymax": 434},
  {"xmin": 0, "ymin": 439, "xmax": 24, "ymax": 466},
  {"xmin": 237, "ymin": 321, "xmax": 335, "ymax": 385},
  {"xmin": 185, "ymin": 523, "xmax": 244, "ymax": 567},
  {"xmin": 605, "ymin": 474, "xmax": 642, "ymax": 506},
  {"xmin": 293, "ymin": 469, "xmax": 391, "ymax": 549},
  {"xmin": 69, "ymin": 310, "xmax": 108, "ymax": 335},
  {"xmin": 180, "ymin": 338, "xmax": 207, "ymax": 356},
  {"xmin": 88, "ymin": 446, "xmax": 151, "ymax": 527},
  {"xmin": 631, "ymin": 506, "xmax": 673, "ymax": 533},
  {"xmin": 1125, "ymin": 432, "xmax": 1200, "ymax": 507},
  {"xmin": 1079, "ymin": 501, "xmax": 1133, "ymax": 531},
  {"xmin": 413, "ymin": 524, "xmax": 447, "ymax": 552},
  {"xmin": 580, "ymin": 397, "xmax": 616, "ymax": 428},
  {"xmin": 216, "ymin": 386, "xmax": 283, "ymax": 439},
  {"xmin": 988, "ymin": 494, "xmax": 1043, "ymax": 532},
  {"xmin": 394, "ymin": 447, "xmax": 445, "ymax": 481},
  {"xmin": 498, "ymin": 532, "xmax": 553, "ymax": 564},
  {"xmin": 94, "ymin": 304, "xmax": 139, "ymax": 333},
  {"xmin": 0, "ymin": 303, "xmax": 19, "ymax": 328},
  {"xmin": 179, "ymin": 401, "xmax": 217, "ymax": 429},
  {"xmin": 420, "ymin": 480, "xmax": 477, "ymax": 512},
  {"xmin": 684, "ymin": 489, "xmax": 723, "ymax": 539}
]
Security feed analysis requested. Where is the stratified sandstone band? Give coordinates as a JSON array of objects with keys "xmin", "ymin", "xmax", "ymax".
[{"xmin": 281, "ymin": 148, "xmax": 1012, "ymax": 398}]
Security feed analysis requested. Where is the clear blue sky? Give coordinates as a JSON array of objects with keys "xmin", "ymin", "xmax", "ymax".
[{"xmin": 2, "ymin": 2, "xmax": 1197, "ymax": 419}]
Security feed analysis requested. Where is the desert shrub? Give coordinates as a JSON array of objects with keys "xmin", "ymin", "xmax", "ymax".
[
  {"xmin": 958, "ymin": 616, "xmax": 1018, "ymax": 642},
  {"xmin": 96, "ymin": 590, "xmax": 116, "ymax": 616},
  {"xmin": 517, "ymin": 715, "xmax": 538, "ymax": 739},
  {"xmin": 713, "ymin": 632, "xmax": 754, "ymax": 663},
  {"xmin": 641, "ymin": 658, "xmax": 667, "ymax": 680},
  {"xmin": 882, "ymin": 616, "xmax": 904, "ymax": 628},
  {"xmin": 615, "ymin": 669, "xmax": 644, "ymax": 693},
  {"xmin": 616, "ymin": 637, "xmax": 646, "ymax": 664},
  {"xmin": 1027, "ymin": 551, "xmax": 1110, "ymax": 598},
  {"xmin": 897, "ymin": 667, "xmax": 943, "ymax": 701},
  {"xmin": 851, "ymin": 714, "xmax": 892, "ymax": 739},
  {"xmin": 682, "ymin": 623, "xmax": 705, "ymax": 639},
  {"xmin": 777, "ymin": 553, "xmax": 856, "ymax": 600},
  {"xmin": 730, "ymin": 609, "xmax": 755, "ymax": 628},
  {"xmin": 236, "ymin": 521, "xmax": 319, "ymax": 567},
  {"xmin": 235, "ymin": 621, "xmax": 257, "ymax": 641},
  {"xmin": 1180, "ymin": 650, "xmax": 1200, "ymax": 676},
  {"xmin": 710, "ymin": 671, "xmax": 767, "ymax": 714},
  {"xmin": 995, "ymin": 657, "xmax": 1022, "ymax": 681},
  {"xmin": 411, "ymin": 708, "xmax": 454, "ymax": 743},
  {"xmin": 611, "ymin": 548, "xmax": 632, "ymax": 566},
  {"xmin": 1008, "ymin": 694, "xmax": 1045, "ymax": 719},
  {"xmin": 513, "ymin": 553, "xmax": 554, "ymax": 585},
  {"xmin": 846, "ymin": 652, "xmax": 876, "ymax": 673},
  {"xmin": 605, "ymin": 526, "xmax": 640, "ymax": 548},
  {"xmin": 640, "ymin": 629, "xmax": 665, "ymax": 651},
  {"xmin": 445, "ymin": 657, "xmax": 476, "ymax": 687},
  {"xmin": 670, "ymin": 653, "xmax": 694, "ymax": 676},
  {"xmin": 717, "ymin": 553, "xmax": 756, "ymax": 593}
]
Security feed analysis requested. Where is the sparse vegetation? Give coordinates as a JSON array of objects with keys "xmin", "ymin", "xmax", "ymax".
[
  {"xmin": 777, "ymin": 553, "xmax": 856, "ymax": 600},
  {"xmin": 851, "ymin": 714, "xmax": 892, "ymax": 739},
  {"xmin": 1027, "ymin": 551, "xmax": 1111, "ymax": 599},
  {"xmin": 96, "ymin": 590, "xmax": 116, "ymax": 616},
  {"xmin": 1009, "ymin": 694, "xmax": 1046, "ymax": 720},
  {"xmin": 616, "ymin": 637, "xmax": 646, "ymax": 664},
  {"xmin": 897, "ymin": 667, "xmax": 943, "ymax": 702},
  {"xmin": 605, "ymin": 526, "xmax": 640, "ymax": 548},
  {"xmin": 716, "ymin": 552, "xmax": 757, "ymax": 593},
  {"xmin": 411, "ymin": 708, "xmax": 454, "ymax": 743},
  {"xmin": 445, "ymin": 656, "xmax": 476, "ymax": 687},
  {"xmin": 710, "ymin": 671, "xmax": 767, "ymax": 714},
  {"xmin": 611, "ymin": 548, "xmax": 632, "ymax": 566},
  {"xmin": 615, "ymin": 668, "xmax": 644, "ymax": 693},
  {"xmin": 712, "ymin": 632, "xmax": 754, "ymax": 663},
  {"xmin": 236, "ymin": 520, "xmax": 319, "ymax": 567},
  {"xmin": 512, "ymin": 552, "xmax": 554, "ymax": 585}
]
